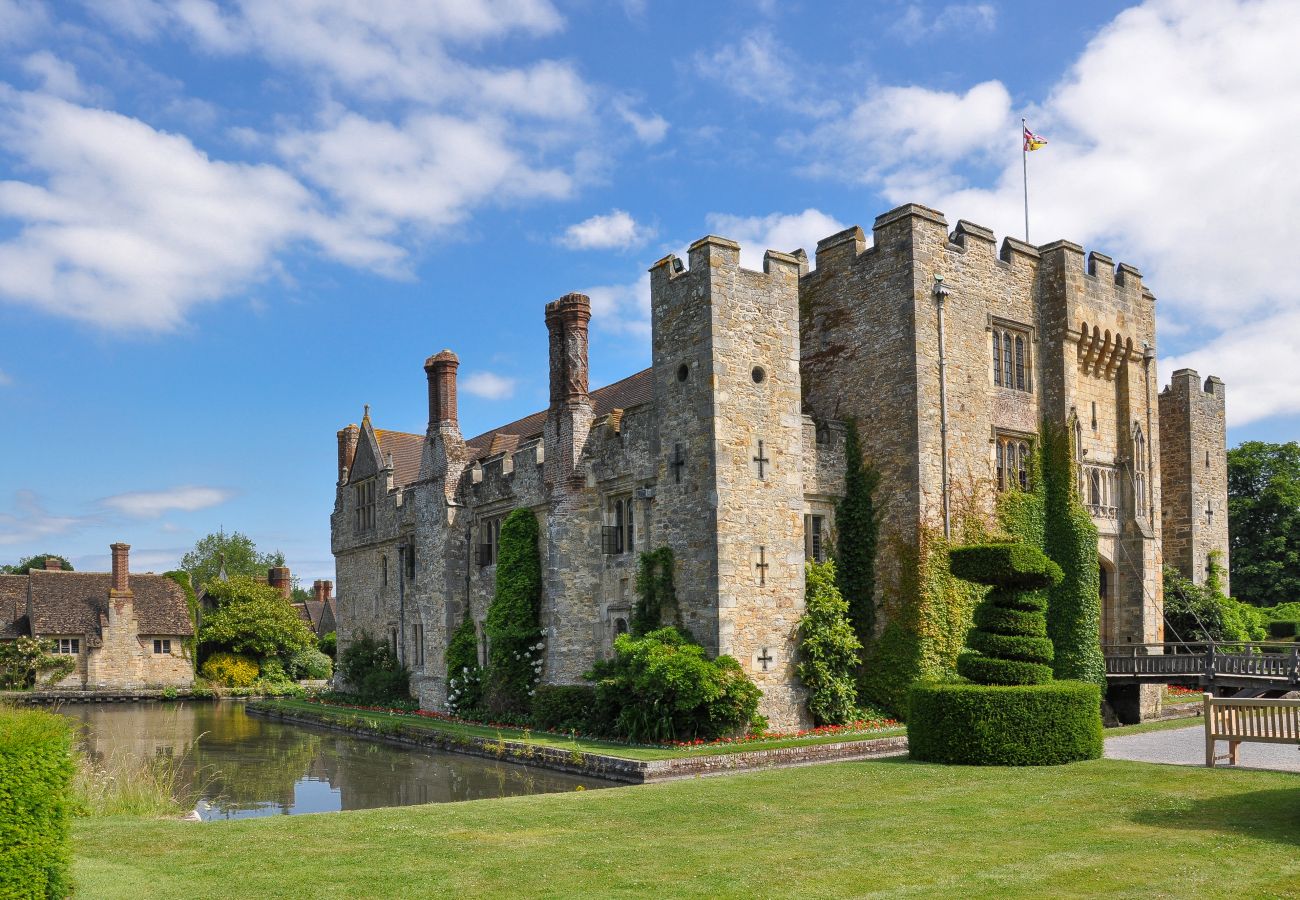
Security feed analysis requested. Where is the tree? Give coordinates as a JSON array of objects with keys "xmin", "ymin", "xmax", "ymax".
[
  {"xmin": 198, "ymin": 576, "xmax": 316, "ymax": 664},
  {"xmin": 179, "ymin": 530, "xmax": 284, "ymax": 591},
  {"xmin": 833, "ymin": 419, "xmax": 880, "ymax": 651},
  {"xmin": 1227, "ymin": 441, "xmax": 1300, "ymax": 607},
  {"xmin": 2, "ymin": 554, "xmax": 73, "ymax": 574},
  {"xmin": 797, "ymin": 560, "xmax": 862, "ymax": 725}
]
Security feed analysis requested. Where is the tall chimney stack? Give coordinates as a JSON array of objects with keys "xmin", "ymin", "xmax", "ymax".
[
  {"xmin": 268, "ymin": 566, "xmax": 292, "ymax": 600},
  {"xmin": 545, "ymin": 293, "xmax": 591, "ymax": 406},
  {"xmin": 110, "ymin": 543, "xmax": 130, "ymax": 594},
  {"xmin": 424, "ymin": 350, "xmax": 460, "ymax": 430},
  {"xmin": 337, "ymin": 424, "xmax": 360, "ymax": 481},
  {"xmin": 44, "ymin": 557, "xmax": 62, "ymax": 571}
]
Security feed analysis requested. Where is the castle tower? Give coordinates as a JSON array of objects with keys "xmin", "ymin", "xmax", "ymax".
[
  {"xmin": 1159, "ymin": 369, "xmax": 1229, "ymax": 595},
  {"xmin": 650, "ymin": 236, "xmax": 809, "ymax": 727}
]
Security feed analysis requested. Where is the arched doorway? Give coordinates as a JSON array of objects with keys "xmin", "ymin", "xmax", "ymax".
[{"xmin": 1098, "ymin": 555, "xmax": 1117, "ymax": 645}]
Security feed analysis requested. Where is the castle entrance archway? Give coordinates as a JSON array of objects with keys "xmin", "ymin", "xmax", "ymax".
[{"xmin": 1098, "ymin": 555, "xmax": 1117, "ymax": 645}]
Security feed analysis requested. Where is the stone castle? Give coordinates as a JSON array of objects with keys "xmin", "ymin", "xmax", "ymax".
[{"xmin": 331, "ymin": 203, "xmax": 1229, "ymax": 728}]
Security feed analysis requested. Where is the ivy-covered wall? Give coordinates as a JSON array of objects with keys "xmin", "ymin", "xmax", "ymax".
[{"xmin": 483, "ymin": 508, "xmax": 544, "ymax": 714}]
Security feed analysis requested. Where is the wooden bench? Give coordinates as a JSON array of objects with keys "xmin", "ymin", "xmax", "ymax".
[{"xmin": 1203, "ymin": 693, "xmax": 1300, "ymax": 767}]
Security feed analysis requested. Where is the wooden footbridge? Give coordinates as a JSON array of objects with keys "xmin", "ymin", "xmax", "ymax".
[{"xmin": 1103, "ymin": 642, "xmax": 1300, "ymax": 694}]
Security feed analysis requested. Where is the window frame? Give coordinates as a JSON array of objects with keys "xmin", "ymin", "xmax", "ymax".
[
  {"xmin": 153, "ymin": 638, "xmax": 171, "ymax": 655},
  {"xmin": 994, "ymin": 430, "xmax": 1035, "ymax": 493},
  {"xmin": 53, "ymin": 638, "xmax": 79, "ymax": 655},
  {"xmin": 354, "ymin": 478, "xmax": 376, "ymax": 532},
  {"xmin": 989, "ymin": 317, "xmax": 1034, "ymax": 395}
]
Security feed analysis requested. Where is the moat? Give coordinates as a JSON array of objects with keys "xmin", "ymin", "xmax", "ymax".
[{"xmin": 59, "ymin": 701, "xmax": 609, "ymax": 820}]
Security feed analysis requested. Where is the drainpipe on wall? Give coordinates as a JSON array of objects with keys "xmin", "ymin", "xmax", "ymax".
[
  {"xmin": 397, "ymin": 543, "xmax": 406, "ymax": 667},
  {"xmin": 934, "ymin": 275, "xmax": 952, "ymax": 540}
]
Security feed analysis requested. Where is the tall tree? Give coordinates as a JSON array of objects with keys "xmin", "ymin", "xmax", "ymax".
[
  {"xmin": 180, "ymin": 530, "xmax": 284, "ymax": 591},
  {"xmin": 1227, "ymin": 441, "xmax": 1300, "ymax": 607},
  {"xmin": 834, "ymin": 419, "xmax": 880, "ymax": 651},
  {"xmin": 2, "ymin": 554, "xmax": 73, "ymax": 574}
]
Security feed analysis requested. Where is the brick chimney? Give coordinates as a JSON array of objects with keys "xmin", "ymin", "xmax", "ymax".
[
  {"xmin": 424, "ymin": 350, "xmax": 459, "ymax": 430},
  {"xmin": 312, "ymin": 579, "xmax": 334, "ymax": 603},
  {"xmin": 337, "ymin": 423, "xmax": 360, "ymax": 482},
  {"xmin": 543, "ymin": 293, "xmax": 593, "ymax": 487},
  {"xmin": 44, "ymin": 557, "xmax": 62, "ymax": 571},
  {"xmin": 268, "ymin": 566, "xmax": 292, "ymax": 600},
  {"xmin": 110, "ymin": 543, "xmax": 130, "ymax": 594}
]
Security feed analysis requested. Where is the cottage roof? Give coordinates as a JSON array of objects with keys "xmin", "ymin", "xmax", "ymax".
[
  {"xmin": 373, "ymin": 429, "xmax": 424, "ymax": 489},
  {"xmin": 0, "ymin": 575, "xmax": 29, "ymax": 639},
  {"xmin": 26, "ymin": 571, "xmax": 194, "ymax": 641}
]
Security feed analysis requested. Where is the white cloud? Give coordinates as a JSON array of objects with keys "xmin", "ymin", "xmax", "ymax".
[
  {"xmin": 705, "ymin": 209, "xmax": 846, "ymax": 270},
  {"xmin": 0, "ymin": 89, "xmax": 395, "ymax": 330},
  {"xmin": 462, "ymin": 371, "xmax": 517, "ymax": 399},
  {"xmin": 694, "ymin": 29, "xmax": 799, "ymax": 107},
  {"xmin": 0, "ymin": 0, "xmax": 47, "ymax": 45},
  {"xmin": 0, "ymin": 490, "xmax": 93, "ymax": 546},
  {"xmin": 101, "ymin": 485, "xmax": 234, "ymax": 518},
  {"xmin": 21, "ymin": 52, "xmax": 88, "ymax": 101},
  {"xmin": 890, "ymin": 3, "xmax": 997, "ymax": 43},
  {"xmin": 614, "ymin": 100, "xmax": 669, "ymax": 145},
  {"xmin": 587, "ymin": 272, "xmax": 651, "ymax": 338},
  {"xmin": 795, "ymin": 0, "xmax": 1300, "ymax": 426},
  {"xmin": 560, "ymin": 209, "xmax": 650, "ymax": 250}
]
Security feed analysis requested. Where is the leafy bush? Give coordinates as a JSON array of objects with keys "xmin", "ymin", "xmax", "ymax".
[
  {"xmin": 0, "ymin": 638, "xmax": 75, "ymax": 690},
  {"xmin": 586, "ymin": 627, "xmax": 764, "ymax": 742},
  {"xmin": 532, "ymin": 685, "xmax": 597, "ymax": 732},
  {"xmin": 951, "ymin": 542, "xmax": 1062, "ymax": 686},
  {"xmin": 198, "ymin": 576, "xmax": 317, "ymax": 664},
  {"xmin": 1267, "ymin": 620, "xmax": 1298, "ymax": 639},
  {"xmin": 484, "ymin": 509, "xmax": 544, "ymax": 715},
  {"xmin": 834, "ymin": 419, "xmax": 881, "ymax": 653},
  {"xmin": 0, "ymin": 706, "xmax": 74, "ymax": 898},
  {"xmin": 1163, "ymin": 562, "xmax": 1268, "ymax": 645},
  {"xmin": 287, "ymin": 647, "xmax": 333, "ymax": 680},
  {"xmin": 908, "ymin": 680, "xmax": 1102, "ymax": 765},
  {"xmin": 200, "ymin": 652, "xmax": 259, "ymax": 688},
  {"xmin": 446, "ymin": 613, "xmax": 483, "ymax": 714},
  {"xmin": 797, "ymin": 560, "xmax": 862, "ymax": 725},
  {"xmin": 632, "ymin": 547, "xmax": 678, "ymax": 636},
  {"xmin": 319, "ymin": 631, "xmax": 337, "ymax": 660},
  {"xmin": 338, "ymin": 633, "xmax": 411, "ymax": 704},
  {"xmin": 1266, "ymin": 601, "xmax": 1300, "ymax": 622}
]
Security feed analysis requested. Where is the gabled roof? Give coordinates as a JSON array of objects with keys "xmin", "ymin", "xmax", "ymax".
[
  {"xmin": 0, "ymin": 575, "xmax": 28, "ymax": 639},
  {"xmin": 27, "ymin": 571, "xmax": 194, "ymax": 640},
  {"xmin": 374, "ymin": 429, "xmax": 424, "ymax": 489}
]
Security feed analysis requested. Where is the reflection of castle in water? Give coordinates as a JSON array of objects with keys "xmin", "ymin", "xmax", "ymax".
[{"xmin": 61, "ymin": 702, "xmax": 603, "ymax": 819}]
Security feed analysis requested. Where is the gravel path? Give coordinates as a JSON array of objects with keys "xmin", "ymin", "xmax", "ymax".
[{"xmin": 1105, "ymin": 722, "xmax": 1300, "ymax": 773}]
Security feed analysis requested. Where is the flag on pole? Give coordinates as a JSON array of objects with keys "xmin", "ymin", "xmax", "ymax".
[{"xmin": 1023, "ymin": 125, "xmax": 1047, "ymax": 152}]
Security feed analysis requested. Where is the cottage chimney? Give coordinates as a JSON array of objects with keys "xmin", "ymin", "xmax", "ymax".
[
  {"xmin": 312, "ymin": 579, "xmax": 326, "ymax": 603},
  {"xmin": 543, "ymin": 293, "xmax": 594, "ymax": 487},
  {"xmin": 268, "ymin": 566, "xmax": 292, "ymax": 600},
  {"xmin": 337, "ymin": 423, "xmax": 360, "ymax": 482},
  {"xmin": 110, "ymin": 543, "xmax": 130, "ymax": 594},
  {"xmin": 44, "ymin": 557, "xmax": 62, "ymax": 571},
  {"xmin": 322, "ymin": 580, "xmax": 333, "ymax": 602},
  {"xmin": 424, "ymin": 350, "xmax": 460, "ymax": 430}
]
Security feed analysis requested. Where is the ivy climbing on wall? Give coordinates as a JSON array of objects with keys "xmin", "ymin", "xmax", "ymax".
[
  {"xmin": 631, "ymin": 547, "xmax": 678, "ymax": 636},
  {"xmin": 483, "ymin": 508, "xmax": 545, "ymax": 714},
  {"xmin": 834, "ymin": 419, "xmax": 881, "ymax": 655}
]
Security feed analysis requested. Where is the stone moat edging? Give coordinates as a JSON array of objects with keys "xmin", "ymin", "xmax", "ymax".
[{"xmin": 245, "ymin": 704, "xmax": 910, "ymax": 784}]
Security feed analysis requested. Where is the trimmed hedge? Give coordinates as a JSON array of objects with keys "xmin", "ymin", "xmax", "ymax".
[
  {"xmin": 949, "ymin": 543, "xmax": 1062, "ymax": 591},
  {"xmin": 1267, "ymin": 620, "xmax": 1299, "ymax": 639},
  {"xmin": 0, "ymin": 706, "xmax": 74, "ymax": 898},
  {"xmin": 908, "ymin": 680, "xmax": 1103, "ymax": 766},
  {"xmin": 532, "ymin": 685, "xmax": 598, "ymax": 732}
]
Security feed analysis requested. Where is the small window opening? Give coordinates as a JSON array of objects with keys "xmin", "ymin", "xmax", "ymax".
[
  {"xmin": 676, "ymin": 364, "xmax": 689, "ymax": 382},
  {"xmin": 751, "ymin": 366, "xmax": 766, "ymax": 384}
]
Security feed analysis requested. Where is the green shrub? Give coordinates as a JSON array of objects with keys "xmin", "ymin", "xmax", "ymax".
[
  {"xmin": 0, "ymin": 706, "xmax": 74, "ymax": 898},
  {"xmin": 199, "ymin": 652, "xmax": 259, "ymax": 688},
  {"xmin": 1265, "ymin": 602, "xmax": 1300, "ymax": 622},
  {"xmin": 532, "ymin": 685, "xmax": 597, "ymax": 732},
  {"xmin": 1267, "ymin": 620, "xmax": 1298, "ymax": 639},
  {"xmin": 585, "ymin": 627, "xmax": 764, "ymax": 742},
  {"xmin": 632, "ymin": 547, "xmax": 678, "ymax": 636},
  {"xmin": 198, "ymin": 576, "xmax": 317, "ymax": 663},
  {"xmin": 319, "ymin": 631, "xmax": 337, "ymax": 660},
  {"xmin": 1164, "ymin": 560, "xmax": 1268, "ymax": 645},
  {"xmin": 446, "ymin": 612, "xmax": 483, "ymax": 714},
  {"xmin": 834, "ymin": 419, "xmax": 881, "ymax": 650},
  {"xmin": 951, "ymin": 542, "xmax": 1061, "ymax": 687},
  {"xmin": 484, "ymin": 509, "xmax": 544, "ymax": 715},
  {"xmin": 0, "ymin": 638, "xmax": 75, "ymax": 690},
  {"xmin": 908, "ymin": 680, "xmax": 1102, "ymax": 765},
  {"xmin": 797, "ymin": 560, "xmax": 862, "ymax": 725},
  {"xmin": 338, "ymin": 634, "xmax": 411, "ymax": 704},
  {"xmin": 287, "ymin": 647, "xmax": 333, "ymax": 680}
]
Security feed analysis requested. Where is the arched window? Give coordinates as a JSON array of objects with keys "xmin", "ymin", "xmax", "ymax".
[
  {"xmin": 996, "ymin": 441, "xmax": 1005, "ymax": 490},
  {"xmin": 992, "ymin": 331, "xmax": 1002, "ymax": 386},
  {"xmin": 1002, "ymin": 331, "xmax": 1014, "ymax": 388},
  {"xmin": 1014, "ymin": 336, "xmax": 1026, "ymax": 390},
  {"xmin": 1017, "ymin": 441, "xmax": 1030, "ymax": 489},
  {"xmin": 1133, "ymin": 425, "xmax": 1147, "ymax": 518}
]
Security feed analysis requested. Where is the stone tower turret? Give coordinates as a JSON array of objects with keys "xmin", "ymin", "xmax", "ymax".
[{"xmin": 1159, "ymin": 369, "xmax": 1229, "ymax": 595}]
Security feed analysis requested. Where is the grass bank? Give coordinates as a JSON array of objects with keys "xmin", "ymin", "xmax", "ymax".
[
  {"xmin": 73, "ymin": 756, "xmax": 1300, "ymax": 898},
  {"xmin": 250, "ymin": 698, "xmax": 905, "ymax": 761}
]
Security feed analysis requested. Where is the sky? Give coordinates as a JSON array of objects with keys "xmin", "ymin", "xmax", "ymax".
[{"xmin": 2, "ymin": 0, "xmax": 1297, "ymax": 581}]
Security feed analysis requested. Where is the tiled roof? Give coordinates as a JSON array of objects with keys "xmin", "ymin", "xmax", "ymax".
[
  {"xmin": 465, "ymin": 367, "xmax": 653, "ymax": 461},
  {"xmin": 374, "ymin": 429, "xmax": 425, "ymax": 489},
  {"xmin": 27, "ymin": 571, "xmax": 194, "ymax": 640},
  {"xmin": 300, "ymin": 600, "xmax": 326, "ymax": 629},
  {"xmin": 0, "ymin": 575, "xmax": 29, "ymax": 639}
]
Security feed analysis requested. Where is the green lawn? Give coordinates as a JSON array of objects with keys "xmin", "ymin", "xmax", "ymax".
[
  {"xmin": 73, "ymin": 757, "xmax": 1299, "ymax": 898},
  {"xmin": 251, "ymin": 698, "xmax": 905, "ymax": 761}
]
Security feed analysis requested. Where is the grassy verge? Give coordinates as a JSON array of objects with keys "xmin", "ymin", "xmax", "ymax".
[
  {"xmin": 250, "ymin": 698, "xmax": 905, "ymax": 761},
  {"xmin": 1105, "ymin": 715, "xmax": 1203, "ymax": 738},
  {"xmin": 73, "ymin": 757, "xmax": 1300, "ymax": 898}
]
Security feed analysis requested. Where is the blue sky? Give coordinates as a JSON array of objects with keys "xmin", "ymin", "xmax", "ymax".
[{"xmin": 2, "ymin": 0, "xmax": 1297, "ymax": 581}]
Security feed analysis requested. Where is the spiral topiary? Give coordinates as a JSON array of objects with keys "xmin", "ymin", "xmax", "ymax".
[{"xmin": 950, "ymin": 542, "xmax": 1062, "ymax": 686}]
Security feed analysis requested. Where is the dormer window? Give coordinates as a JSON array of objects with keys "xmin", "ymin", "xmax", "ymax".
[{"xmin": 354, "ymin": 479, "xmax": 376, "ymax": 532}]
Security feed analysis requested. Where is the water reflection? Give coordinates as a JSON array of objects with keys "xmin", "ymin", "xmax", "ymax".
[{"xmin": 59, "ymin": 701, "xmax": 608, "ymax": 820}]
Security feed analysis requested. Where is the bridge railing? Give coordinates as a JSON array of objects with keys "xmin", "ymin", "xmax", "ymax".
[{"xmin": 1101, "ymin": 642, "xmax": 1300, "ymax": 685}]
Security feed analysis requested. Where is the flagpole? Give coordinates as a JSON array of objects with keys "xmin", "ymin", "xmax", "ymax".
[{"xmin": 1021, "ymin": 117, "xmax": 1030, "ymax": 243}]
